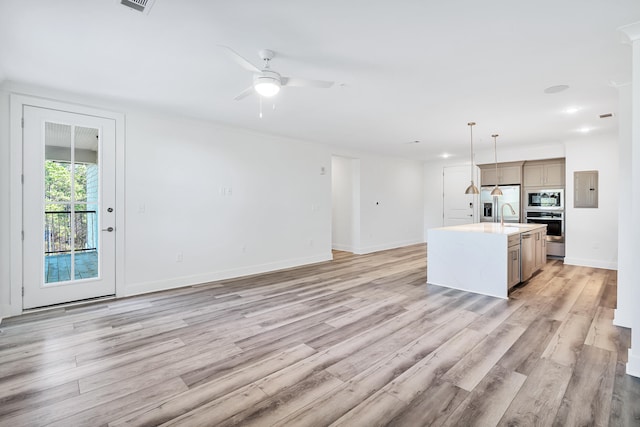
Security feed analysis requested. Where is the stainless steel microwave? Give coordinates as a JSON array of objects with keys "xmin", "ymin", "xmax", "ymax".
[{"xmin": 525, "ymin": 189, "xmax": 563, "ymax": 210}]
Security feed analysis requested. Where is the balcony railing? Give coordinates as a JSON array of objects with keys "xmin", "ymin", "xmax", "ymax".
[{"xmin": 45, "ymin": 210, "xmax": 97, "ymax": 254}]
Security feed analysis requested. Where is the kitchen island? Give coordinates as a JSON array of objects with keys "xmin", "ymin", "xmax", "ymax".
[{"xmin": 427, "ymin": 223, "xmax": 547, "ymax": 299}]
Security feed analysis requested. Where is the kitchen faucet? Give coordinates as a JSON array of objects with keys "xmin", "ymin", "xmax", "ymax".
[{"xmin": 501, "ymin": 203, "xmax": 516, "ymax": 227}]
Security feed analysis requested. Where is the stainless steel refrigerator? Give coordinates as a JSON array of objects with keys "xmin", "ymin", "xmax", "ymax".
[{"xmin": 480, "ymin": 185, "xmax": 521, "ymax": 223}]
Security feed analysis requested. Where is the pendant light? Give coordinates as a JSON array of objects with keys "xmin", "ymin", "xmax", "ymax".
[
  {"xmin": 490, "ymin": 134, "xmax": 503, "ymax": 196},
  {"xmin": 464, "ymin": 122, "xmax": 480, "ymax": 194}
]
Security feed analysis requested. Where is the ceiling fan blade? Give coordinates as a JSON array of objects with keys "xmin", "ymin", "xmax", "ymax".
[
  {"xmin": 218, "ymin": 45, "xmax": 261, "ymax": 73},
  {"xmin": 281, "ymin": 77, "xmax": 334, "ymax": 88},
  {"xmin": 234, "ymin": 86, "xmax": 255, "ymax": 101}
]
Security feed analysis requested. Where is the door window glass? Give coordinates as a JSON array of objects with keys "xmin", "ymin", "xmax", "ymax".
[{"xmin": 44, "ymin": 122, "xmax": 100, "ymax": 284}]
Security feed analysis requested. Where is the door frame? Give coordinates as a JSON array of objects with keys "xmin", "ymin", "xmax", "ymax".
[{"xmin": 8, "ymin": 94, "xmax": 126, "ymax": 317}]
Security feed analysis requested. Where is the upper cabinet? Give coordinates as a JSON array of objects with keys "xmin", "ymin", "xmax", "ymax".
[
  {"xmin": 480, "ymin": 162, "xmax": 523, "ymax": 186},
  {"xmin": 523, "ymin": 159, "xmax": 565, "ymax": 187}
]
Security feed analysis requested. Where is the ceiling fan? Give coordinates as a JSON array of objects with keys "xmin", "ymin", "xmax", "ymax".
[{"xmin": 219, "ymin": 46, "xmax": 335, "ymax": 101}]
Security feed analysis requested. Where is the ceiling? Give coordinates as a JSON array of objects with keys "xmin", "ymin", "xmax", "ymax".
[{"xmin": 1, "ymin": 0, "xmax": 639, "ymax": 160}]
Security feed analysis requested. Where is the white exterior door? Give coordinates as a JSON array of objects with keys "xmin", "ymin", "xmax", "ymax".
[
  {"xmin": 443, "ymin": 165, "xmax": 477, "ymax": 226},
  {"xmin": 23, "ymin": 106, "xmax": 116, "ymax": 309}
]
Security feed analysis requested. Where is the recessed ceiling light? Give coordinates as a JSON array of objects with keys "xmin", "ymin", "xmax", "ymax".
[
  {"xmin": 441, "ymin": 153, "xmax": 451, "ymax": 159},
  {"xmin": 544, "ymin": 85, "xmax": 570, "ymax": 94},
  {"xmin": 578, "ymin": 127, "xmax": 591, "ymax": 133},
  {"xmin": 565, "ymin": 107, "xmax": 580, "ymax": 114}
]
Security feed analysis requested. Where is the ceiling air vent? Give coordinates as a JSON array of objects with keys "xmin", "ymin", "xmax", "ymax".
[{"xmin": 120, "ymin": 0, "xmax": 156, "ymax": 14}]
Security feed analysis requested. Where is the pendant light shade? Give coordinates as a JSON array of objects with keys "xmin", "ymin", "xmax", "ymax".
[
  {"xmin": 490, "ymin": 133, "xmax": 503, "ymax": 196},
  {"xmin": 464, "ymin": 122, "xmax": 479, "ymax": 194}
]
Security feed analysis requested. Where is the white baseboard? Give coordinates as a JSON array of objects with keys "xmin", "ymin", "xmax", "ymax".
[
  {"xmin": 124, "ymin": 252, "xmax": 333, "ymax": 297},
  {"xmin": 0, "ymin": 304, "xmax": 20, "ymax": 321},
  {"xmin": 627, "ymin": 348, "xmax": 640, "ymax": 378},
  {"xmin": 562, "ymin": 257, "xmax": 617, "ymax": 270},
  {"xmin": 331, "ymin": 243, "xmax": 354, "ymax": 252},
  {"xmin": 613, "ymin": 309, "xmax": 633, "ymax": 328},
  {"xmin": 354, "ymin": 239, "xmax": 424, "ymax": 255}
]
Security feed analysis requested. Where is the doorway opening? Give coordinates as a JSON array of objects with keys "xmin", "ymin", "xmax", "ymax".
[{"xmin": 331, "ymin": 156, "xmax": 360, "ymax": 254}]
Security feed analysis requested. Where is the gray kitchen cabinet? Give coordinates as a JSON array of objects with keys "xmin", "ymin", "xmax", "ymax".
[
  {"xmin": 480, "ymin": 162, "xmax": 523, "ymax": 186},
  {"xmin": 523, "ymin": 160, "xmax": 565, "ymax": 187},
  {"xmin": 534, "ymin": 229, "xmax": 546, "ymax": 271},
  {"xmin": 508, "ymin": 234, "xmax": 521, "ymax": 288}
]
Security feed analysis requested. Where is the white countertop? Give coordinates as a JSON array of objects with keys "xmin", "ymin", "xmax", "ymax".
[{"xmin": 433, "ymin": 222, "xmax": 546, "ymax": 235}]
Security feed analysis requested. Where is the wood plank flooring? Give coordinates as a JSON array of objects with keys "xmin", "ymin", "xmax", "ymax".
[{"xmin": 1, "ymin": 244, "xmax": 639, "ymax": 426}]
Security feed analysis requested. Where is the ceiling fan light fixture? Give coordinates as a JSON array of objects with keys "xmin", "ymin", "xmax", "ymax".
[{"xmin": 254, "ymin": 76, "xmax": 281, "ymax": 97}]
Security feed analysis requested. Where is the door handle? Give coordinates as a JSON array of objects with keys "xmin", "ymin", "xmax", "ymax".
[{"xmin": 102, "ymin": 227, "xmax": 114, "ymax": 232}]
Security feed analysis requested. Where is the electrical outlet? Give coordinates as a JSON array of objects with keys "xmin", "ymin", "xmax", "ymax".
[{"xmin": 176, "ymin": 252, "xmax": 183, "ymax": 262}]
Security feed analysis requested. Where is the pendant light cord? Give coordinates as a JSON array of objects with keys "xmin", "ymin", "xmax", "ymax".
[
  {"xmin": 494, "ymin": 135, "xmax": 498, "ymax": 178},
  {"xmin": 470, "ymin": 123, "xmax": 474, "ymax": 181}
]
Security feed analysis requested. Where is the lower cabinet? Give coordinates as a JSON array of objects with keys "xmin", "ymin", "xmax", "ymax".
[
  {"xmin": 534, "ymin": 229, "xmax": 547, "ymax": 271},
  {"xmin": 508, "ymin": 242, "xmax": 521, "ymax": 289},
  {"xmin": 521, "ymin": 228, "xmax": 547, "ymax": 284}
]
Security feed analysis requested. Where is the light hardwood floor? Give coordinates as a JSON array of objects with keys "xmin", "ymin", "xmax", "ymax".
[{"xmin": 1, "ymin": 244, "xmax": 639, "ymax": 426}]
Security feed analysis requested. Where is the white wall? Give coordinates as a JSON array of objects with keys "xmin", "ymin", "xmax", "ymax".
[
  {"xmin": 329, "ymin": 148, "xmax": 425, "ymax": 254},
  {"xmin": 0, "ymin": 84, "xmax": 10, "ymax": 320},
  {"xmin": 619, "ymin": 21, "xmax": 640, "ymax": 378},
  {"xmin": 331, "ymin": 156, "xmax": 355, "ymax": 251},
  {"xmin": 564, "ymin": 137, "xmax": 619, "ymax": 269},
  {"xmin": 615, "ymin": 84, "xmax": 632, "ymax": 328},
  {"xmin": 356, "ymin": 154, "xmax": 424, "ymax": 253},
  {"xmin": 0, "ymin": 81, "xmax": 429, "ymax": 319},
  {"xmin": 474, "ymin": 143, "xmax": 565, "ymax": 165},
  {"xmin": 0, "ymin": 81, "xmax": 335, "ymax": 317},
  {"xmin": 123, "ymin": 110, "xmax": 333, "ymax": 295},
  {"xmin": 632, "ymin": 35, "xmax": 640, "ymax": 380},
  {"xmin": 423, "ymin": 159, "xmax": 448, "ymax": 235}
]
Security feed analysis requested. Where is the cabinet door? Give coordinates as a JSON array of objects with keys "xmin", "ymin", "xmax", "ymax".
[
  {"xmin": 544, "ymin": 163, "xmax": 565, "ymax": 186},
  {"xmin": 499, "ymin": 166, "xmax": 521, "ymax": 185},
  {"xmin": 508, "ymin": 245, "xmax": 521, "ymax": 288},
  {"xmin": 481, "ymin": 168, "xmax": 498, "ymax": 186},
  {"xmin": 523, "ymin": 164, "xmax": 544, "ymax": 187},
  {"xmin": 534, "ymin": 231, "xmax": 546, "ymax": 270}
]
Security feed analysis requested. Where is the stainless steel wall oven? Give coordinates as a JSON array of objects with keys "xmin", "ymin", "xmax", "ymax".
[{"xmin": 525, "ymin": 211, "xmax": 564, "ymax": 242}]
